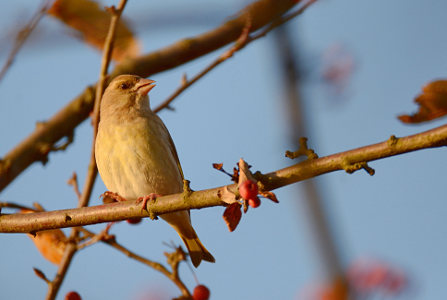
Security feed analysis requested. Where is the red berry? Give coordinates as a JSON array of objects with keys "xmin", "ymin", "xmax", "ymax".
[
  {"xmin": 126, "ymin": 218, "xmax": 142, "ymax": 225},
  {"xmin": 248, "ymin": 197, "xmax": 261, "ymax": 208},
  {"xmin": 239, "ymin": 180, "xmax": 258, "ymax": 200},
  {"xmin": 193, "ymin": 284, "xmax": 210, "ymax": 300},
  {"xmin": 65, "ymin": 291, "xmax": 82, "ymax": 300}
]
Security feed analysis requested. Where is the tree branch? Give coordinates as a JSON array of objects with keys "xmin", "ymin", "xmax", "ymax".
[
  {"xmin": 0, "ymin": 0, "xmax": 52, "ymax": 82},
  {"xmin": 45, "ymin": 1, "xmax": 128, "ymax": 299},
  {"xmin": 0, "ymin": 0, "xmax": 301, "ymax": 192},
  {"xmin": 77, "ymin": 228, "xmax": 191, "ymax": 297},
  {"xmin": 2, "ymin": 123, "xmax": 446, "ymax": 233},
  {"xmin": 153, "ymin": 0, "xmax": 316, "ymax": 113}
]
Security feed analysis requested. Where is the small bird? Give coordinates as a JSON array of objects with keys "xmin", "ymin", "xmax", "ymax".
[{"xmin": 95, "ymin": 74, "xmax": 215, "ymax": 267}]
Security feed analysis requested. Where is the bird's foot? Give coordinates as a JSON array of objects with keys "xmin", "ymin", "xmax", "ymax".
[
  {"xmin": 137, "ymin": 193, "xmax": 160, "ymax": 212},
  {"xmin": 101, "ymin": 191, "xmax": 127, "ymax": 203}
]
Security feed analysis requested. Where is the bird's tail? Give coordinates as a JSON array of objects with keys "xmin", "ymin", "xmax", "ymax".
[{"xmin": 181, "ymin": 236, "xmax": 215, "ymax": 268}]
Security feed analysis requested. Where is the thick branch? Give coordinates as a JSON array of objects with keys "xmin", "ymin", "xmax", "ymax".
[
  {"xmin": 0, "ymin": 0, "xmax": 299, "ymax": 192},
  {"xmin": 1, "ymin": 123, "xmax": 446, "ymax": 233}
]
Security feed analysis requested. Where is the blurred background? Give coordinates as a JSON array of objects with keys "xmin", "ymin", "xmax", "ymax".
[{"xmin": 1, "ymin": 0, "xmax": 447, "ymax": 299}]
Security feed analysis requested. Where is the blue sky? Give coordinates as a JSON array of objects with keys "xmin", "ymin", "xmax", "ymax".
[{"xmin": 1, "ymin": 1, "xmax": 447, "ymax": 299}]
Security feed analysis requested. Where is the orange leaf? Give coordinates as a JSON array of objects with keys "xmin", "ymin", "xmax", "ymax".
[
  {"xmin": 21, "ymin": 210, "xmax": 67, "ymax": 264},
  {"xmin": 222, "ymin": 202, "xmax": 242, "ymax": 232},
  {"xmin": 48, "ymin": 0, "xmax": 140, "ymax": 62},
  {"xmin": 398, "ymin": 80, "xmax": 447, "ymax": 123},
  {"xmin": 29, "ymin": 229, "xmax": 67, "ymax": 264}
]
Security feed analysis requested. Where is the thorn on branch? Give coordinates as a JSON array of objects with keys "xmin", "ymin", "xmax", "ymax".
[
  {"xmin": 388, "ymin": 135, "xmax": 399, "ymax": 147},
  {"xmin": 105, "ymin": 5, "xmax": 118, "ymax": 14},
  {"xmin": 52, "ymin": 132, "xmax": 74, "ymax": 151},
  {"xmin": 33, "ymin": 267, "xmax": 50, "ymax": 284},
  {"xmin": 0, "ymin": 159, "xmax": 11, "ymax": 176},
  {"xmin": 67, "ymin": 172, "xmax": 82, "ymax": 200},
  {"xmin": 182, "ymin": 179, "xmax": 193, "ymax": 196},
  {"xmin": 34, "ymin": 128, "xmax": 74, "ymax": 166},
  {"xmin": 285, "ymin": 137, "xmax": 318, "ymax": 160},
  {"xmin": 164, "ymin": 246, "xmax": 187, "ymax": 278},
  {"xmin": 343, "ymin": 161, "xmax": 375, "ymax": 176},
  {"xmin": 36, "ymin": 143, "xmax": 51, "ymax": 165}
]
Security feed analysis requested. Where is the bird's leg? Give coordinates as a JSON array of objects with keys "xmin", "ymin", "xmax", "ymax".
[
  {"xmin": 137, "ymin": 193, "xmax": 160, "ymax": 212},
  {"xmin": 101, "ymin": 191, "xmax": 128, "ymax": 203}
]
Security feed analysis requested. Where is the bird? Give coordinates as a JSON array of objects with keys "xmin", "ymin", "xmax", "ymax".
[{"xmin": 95, "ymin": 74, "xmax": 215, "ymax": 267}]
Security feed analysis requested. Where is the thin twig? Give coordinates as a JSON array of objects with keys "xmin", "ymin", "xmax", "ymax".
[
  {"xmin": 76, "ymin": 227, "xmax": 190, "ymax": 296},
  {"xmin": 154, "ymin": 0, "xmax": 317, "ymax": 113},
  {"xmin": 45, "ymin": 2, "xmax": 128, "ymax": 299},
  {"xmin": 153, "ymin": 16, "xmax": 252, "ymax": 113},
  {"xmin": 66, "ymin": 172, "xmax": 81, "ymax": 200},
  {"xmin": 0, "ymin": 0, "xmax": 52, "ymax": 82},
  {"xmin": 0, "ymin": 201, "xmax": 38, "ymax": 212}
]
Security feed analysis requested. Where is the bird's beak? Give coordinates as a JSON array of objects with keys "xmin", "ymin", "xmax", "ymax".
[{"xmin": 136, "ymin": 78, "xmax": 156, "ymax": 96}]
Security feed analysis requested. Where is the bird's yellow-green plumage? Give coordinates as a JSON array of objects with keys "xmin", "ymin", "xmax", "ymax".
[{"xmin": 95, "ymin": 74, "xmax": 215, "ymax": 267}]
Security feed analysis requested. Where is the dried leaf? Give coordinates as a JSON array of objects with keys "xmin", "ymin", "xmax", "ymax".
[
  {"xmin": 218, "ymin": 186, "xmax": 237, "ymax": 204},
  {"xmin": 212, "ymin": 163, "xmax": 223, "ymax": 170},
  {"xmin": 259, "ymin": 190, "xmax": 279, "ymax": 203},
  {"xmin": 48, "ymin": 0, "xmax": 140, "ymax": 62},
  {"xmin": 398, "ymin": 80, "xmax": 447, "ymax": 123},
  {"xmin": 22, "ymin": 210, "xmax": 67, "ymax": 264},
  {"xmin": 222, "ymin": 202, "xmax": 242, "ymax": 232},
  {"xmin": 238, "ymin": 158, "xmax": 256, "ymax": 183}
]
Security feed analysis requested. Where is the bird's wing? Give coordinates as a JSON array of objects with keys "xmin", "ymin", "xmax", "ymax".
[
  {"xmin": 154, "ymin": 113, "xmax": 184, "ymax": 181},
  {"xmin": 166, "ymin": 125, "xmax": 185, "ymax": 180}
]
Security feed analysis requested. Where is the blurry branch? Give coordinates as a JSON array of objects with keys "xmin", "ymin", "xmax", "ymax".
[
  {"xmin": 2, "ymin": 123, "xmax": 447, "ymax": 233},
  {"xmin": 44, "ymin": 1, "xmax": 128, "ymax": 300},
  {"xmin": 154, "ymin": 0, "xmax": 316, "ymax": 113},
  {"xmin": 0, "ymin": 0, "xmax": 52, "ymax": 82},
  {"xmin": 110, "ymin": 241, "xmax": 191, "ymax": 297},
  {"xmin": 77, "ymin": 227, "xmax": 191, "ymax": 297},
  {"xmin": 0, "ymin": 0, "xmax": 303, "ymax": 192},
  {"xmin": 274, "ymin": 24, "xmax": 347, "ymax": 296}
]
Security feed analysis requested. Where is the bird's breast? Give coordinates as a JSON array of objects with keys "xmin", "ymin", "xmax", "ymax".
[{"xmin": 95, "ymin": 117, "xmax": 183, "ymax": 200}]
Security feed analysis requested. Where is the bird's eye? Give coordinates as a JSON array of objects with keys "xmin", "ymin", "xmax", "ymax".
[{"xmin": 119, "ymin": 82, "xmax": 131, "ymax": 90}]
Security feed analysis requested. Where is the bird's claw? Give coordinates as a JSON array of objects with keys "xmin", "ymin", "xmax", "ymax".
[
  {"xmin": 137, "ymin": 193, "xmax": 160, "ymax": 212},
  {"xmin": 101, "ymin": 191, "xmax": 127, "ymax": 203}
]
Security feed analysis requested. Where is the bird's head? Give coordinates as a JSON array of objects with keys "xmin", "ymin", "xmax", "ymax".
[{"xmin": 100, "ymin": 74, "xmax": 156, "ymax": 118}]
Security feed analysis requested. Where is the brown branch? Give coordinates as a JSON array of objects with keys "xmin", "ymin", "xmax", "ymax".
[
  {"xmin": 2, "ymin": 123, "xmax": 447, "ymax": 233},
  {"xmin": 274, "ymin": 20, "xmax": 347, "ymax": 297},
  {"xmin": 0, "ymin": 199, "xmax": 191, "ymax": 297},
  {"xmin": 0, "ymin": 0, "xmax": 301, "ymax": 192},
  {"xmin": 0, "ymin": 0, "xmax": 52, "ymax": 82},
  {"xmin": 154, "ymin": 0, "xmax": 316, "ymax": 113},
  {"xmin": 77, "ymin": 227, "xmax": 191, "ymax": 297},
  {"xmin": 44, "ymin": 2, "xmax": 128, "ymax": 300}
]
